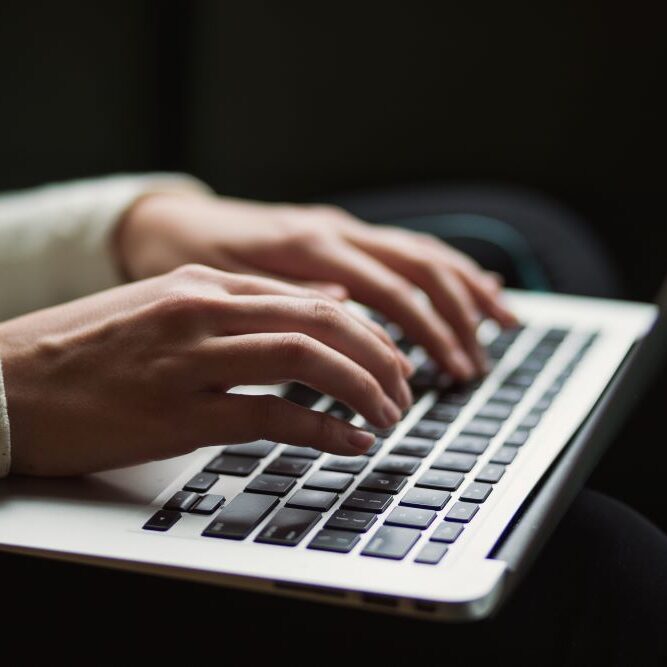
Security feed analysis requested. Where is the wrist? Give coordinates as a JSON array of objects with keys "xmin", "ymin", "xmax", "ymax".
[{"xmin": 112, "ymin": 191, "xmax": 206, "ymax": 281}]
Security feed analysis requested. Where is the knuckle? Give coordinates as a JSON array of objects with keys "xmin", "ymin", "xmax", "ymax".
[
  {"xmin": 315, "ymin": 412, "xmax": 338, "ymax": 444},
  {"xmin": 283, "ymin": 226, "xmax": 329, "ymax": 251},
  {"xmin": 171, "ymin": 263, "xmax": 216, "ymax": 282},
  {"xmin": 154, "ymin": 287, "xmax": 221, "ymax": 326},
  {"xmin": 277, "ymin": 332, "xmax": 315, "ymax": 364},
  {"xmin": 310, "ymin": 298, "xmax": 342, "ymax": 330},
  {"xmin": 254, "ymin": 395, "xmax": 282, "ymax": 434},
  {"xmin": 357, "ymin": 369, "xmax": 383, "ymax": 404}
]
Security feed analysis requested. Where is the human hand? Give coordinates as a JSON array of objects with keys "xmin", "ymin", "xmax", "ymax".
[
  {"xmin": 116, "ymin": 193, "xmax": 518, "ymax": 379},
  {"xmin": 0, "ymin": 265, "xmax": 412, "ymax": 476}
]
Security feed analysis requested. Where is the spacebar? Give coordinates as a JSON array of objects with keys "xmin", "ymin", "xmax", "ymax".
[{"xmin": 203, "ymin": 493, "xmax": 279, "ymax": 540}]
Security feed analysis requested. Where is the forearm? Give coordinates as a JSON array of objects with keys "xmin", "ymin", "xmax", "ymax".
[{"xmin": 0, "ymin": 173, "xmax": 210, "ymax": 321}]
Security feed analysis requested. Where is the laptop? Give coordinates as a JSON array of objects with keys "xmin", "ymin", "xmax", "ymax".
[{"xmin": 0, "ymin": 284, "xmax": 664, "ymax": 621}]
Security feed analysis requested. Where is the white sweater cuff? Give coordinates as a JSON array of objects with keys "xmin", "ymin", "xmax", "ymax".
[
  {"xmin": 0, "ymin": 360, "xmax": 10, "ymax": 478},
  {"xmin": 0, "ymin": 173, "xmax": 212, "ymax": 321}
]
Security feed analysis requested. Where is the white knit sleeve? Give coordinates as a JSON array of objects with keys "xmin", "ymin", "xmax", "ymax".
[
  {"xmin": 0, "ymin": 360, "xmax": 10, "ymax": 478},
  {"xmin": 0, "ymin": 173, "xmax": 212, "ymax": 322}
]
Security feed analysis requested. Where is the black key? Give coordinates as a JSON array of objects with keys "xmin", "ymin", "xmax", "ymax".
[
  {"xmin": 321, "ymin": 456, "xmax": 369, "ymax": 474},
  {"xmin": 416, "ymin": 469, "xmax": 464, "ymax": 491},
  {"xmin": 446, "ymin": 435, "xmax": 490, "ymax": 455},
  {"xmin": 191, "ymin": 494, "xmax": 225, "ymax": 515},
  {"xmin": 226, "ymin": 440, "xmax": 277, "ymax": 458},
  {"xmin": 205, "ymin": 454, "xmax": 259, "ymax": 477},
  {"xmin": 341, "ymin": 490, "xmax": 393, "ymax": 514},
  {"xmin": 245, "ymin": 474, "xmax": 296, "ymax": 496},
  {"xmin": 255, "ymin": 507, "xmax": 321, "ymax": 546},
  {"xmin": 516, "ymin": 357, "xmax": 547, "ymax": 374},
  {"xmin": 361, "ymin": 526, "xmax": 421, "ymax": 560},
  {"xmin": 286, "ymin": 489, "xmax": 338, "ymax": 511},
  {"xmin": 308, "ymin": 529, "xmax": 360, "ymax": 553},
  {"xmin": 439, "ymin": 388, "xmax": 473, "ymax": 405},
  {"xmin": 491, "ymin": 386, "xmax": 524, "ymax": 404},
  {"xmin": 373, "ymin": 455, "xmax": 421, "ymax": 476},
  {"xmin": 415, "ymin": 542, "xmax": 448, "ymax": 564},
  {"xmin": 505, "ymin": 430, "xmax": 530, "ymax": 447},
  {"xmin": 544, "ymin": 380, "xmax": 564, "ymax": 398},
  {"xmin": 282, "ymin": 446, "xmax": 322, "ymax": 459},
  {"xmin": 446, "ymin": 502, "xmax": 479, "ymax": 523},
  {"xmin": 184, "ymin": 471, "xmax": 218, "ymax": 493},
  {"xmin": 283, "ymin": 383, "xmax": 322, "ymax": 408},
  {"xmin": 520, "ymin": 411, "xmax": 542, "ymax": 430},
  {"xmin": 364, "ymin": 438, "xmax": 384, "ymax": 456},
  {"xmin": 504, "ymin": 371, "xmax": 537, "ymax": 389},
  {"xmin": 391, "ymin": 437, "xmax": 434, "ymax": 458},
  {"xmin": 143, "ymin": 509, "xmax": 181, "ymax": 532},
  {"xmin": 203, "ymin": 493, "xmax": 279, "ymax": 540},
  {"xmin": 400, "ymin": 488, "xmax": 451, "ymax": 510},
  {"xmin": 431, "ymin": 451, "xmax": 477, "ymax": 472},
  {"xmin": 407, "ymin": 420, "xmax": 448, "ymax": 440},
  {"xmin": 530, "ymin": 342, "xmax": 558, "ymax": 361},
  {"xmin": 326, "ymin": 509, "xmax": 377, "ymax": 532},
  {"xmin": 430, "ymin": 522, "xmax": 464, "ymax": 543},
  {"xmin": 475, "ymin": 464, "xmax": 506, "ymax": 483},
  {"xmin": 327, "ymin": 401, "xmax": 356, "ymax": 421},
  {"xmin": 425, "ymin": 403, "xmax": 461, "ymax": 423},
  {"xmin": 533, "ymin": 396, "xmax": 553, "ymax": 412},
  {"xmin": 491, "ymin": 446, "xmax": 518, "ymax": 465},
  {"xmin": 358, "ymin": 472, "xmax": 407, "ymax": 494},
  {"xmin": 304, "ymin": 470, "xmax": 354, "ymax": 493},
  {"xmin": 410, "ymin": 358, "xmax": 452, "ymax": 390},
  {"xmin": 461, "ymin": 418, "xmax": 502, "ymax": 438},
  {"xmin": 385, "ymin": 506, "xmax": 436, "ymax": 529},
  {"xmin": 460, "ymin": 482, "xmax": 492, "ymax": 503},
  {"xmin": 543, "ymin": 327, "xmax": 570, "ymax": 343},
  {"xmin": 164, "ymin": 490, "xmax": 199, "ymax": 512},
  {"xmin": 362, "ymin": 423, "xmax": 396, "ymax": 438},
  {"xmin": 476, "ymin": 402, "xmax": 513, "ymax": 421},
  {"xmin": 264, "ymin": 456, "xmax": 312, "ymax": 477}
]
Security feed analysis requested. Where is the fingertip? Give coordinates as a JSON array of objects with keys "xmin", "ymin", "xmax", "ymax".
[
  {"xmin": 450, "ymin": 348, "xmax": 476, "ymax": 381},
  {"xmin": 398, "ymin": 350, "xmax": 415, "ymax": 377},
  {"xmin": 347, "ymin": 429, "xmax": 376, "ymax": 453},
  {"xmin": 310, "ymin": 282, "xmax": 349, "ymax": 300}
]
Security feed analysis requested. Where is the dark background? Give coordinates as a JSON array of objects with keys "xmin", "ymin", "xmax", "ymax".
[
  {"xmin": 0, "ymin": 2, "xmax": 666, "ymax": 659},
  {"xmin": 1, "ymin": 1, "xmax": 665, "ymax": 298}
]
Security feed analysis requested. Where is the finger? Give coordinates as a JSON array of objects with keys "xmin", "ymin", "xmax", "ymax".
[
  {"xmin": 284, "ymin": 241, "xmax": 476, "ymax": 379},
  {"xmin": 209, "ymin": 298, "xmax": 413, "ymax": 409},
  {"xmin": 214, "ymin": 253, "xmax": 351, "ymax": 301},
  {"xmin": 193, "ymin": 333, "xmax": 403, "ymax": 428},
  {"xmin": 195, "ymin": 393, "xmax": 377, "ymax": 456},
  {"xmin": 301, "ymin": 282, "xmax": 349, "ymax": 300},
  {"xmin": 346, "ymin": 240, "xmax": 488, "ymax": 373},
  {"xmin": 455, "ymin": 268, "xmax": 519, "ymax": 327},
  {"xmin": 209, "ymin": 271, "xmax": 412, "ymax": 375},
  {"xmin": 411, "ymin": 239, "xmax": 519, "ymax": 327}
]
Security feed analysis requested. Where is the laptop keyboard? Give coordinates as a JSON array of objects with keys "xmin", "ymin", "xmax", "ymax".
[{"xmin": 143, "ymin": 323, "xmax": 598, "ymax": 565}]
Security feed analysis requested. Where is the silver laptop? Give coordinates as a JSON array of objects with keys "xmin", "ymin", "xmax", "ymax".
[{"xmin": 0, "ymin": 286, "xmax": 664, "ymax": 620}]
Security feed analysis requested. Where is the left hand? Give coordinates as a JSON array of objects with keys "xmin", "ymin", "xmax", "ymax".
[{"xmin": 115, "ymin": 193, "xmax": 518, "ymax": 379}]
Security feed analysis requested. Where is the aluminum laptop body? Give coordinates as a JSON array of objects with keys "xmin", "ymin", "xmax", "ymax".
[{"xmin": 0, "ymin": 288, "xmax": 662, "ymax": 621}]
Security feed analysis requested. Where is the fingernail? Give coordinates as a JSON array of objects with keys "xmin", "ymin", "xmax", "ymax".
[
  {"xmin": 348, "ymin": 429, "xmax": 376, "ymax": 452},
  {"xmin": 381, "ymin": 397, "xmax": 402, "ymax": 426},
  {"xmin": 396, "ymin": 379, "xmax": 413, "ymax": 410},
  {"xmin": 452, "ymin": 349, "xmax": 476, "ymax": 379}
]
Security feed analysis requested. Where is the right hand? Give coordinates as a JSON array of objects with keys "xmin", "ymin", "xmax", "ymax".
[{"xmin": 0, "ymin": 265, "xmax": 413, "ymax": 476}]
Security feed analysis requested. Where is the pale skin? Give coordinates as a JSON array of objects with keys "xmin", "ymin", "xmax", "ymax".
[{"xmin": 0, "ymin": 191, "xmax": 517, "ymax": 476}]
